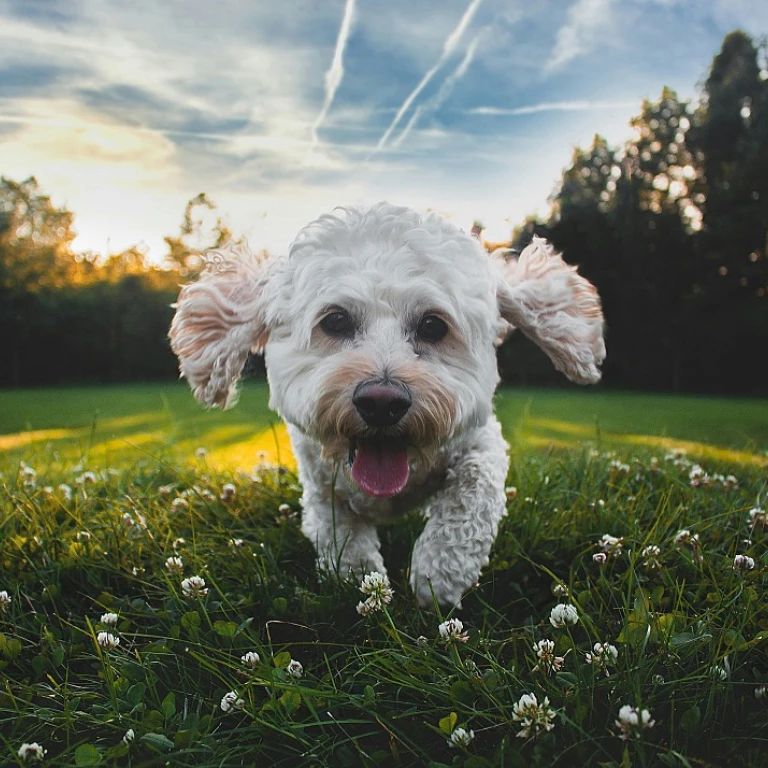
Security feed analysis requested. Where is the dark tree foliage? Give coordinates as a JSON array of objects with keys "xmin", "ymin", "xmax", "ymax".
[
  {"xmin": 499, "ymin": 31, "xmax": 768, "ymax": 394},
  {"xmin": 0, "ymin": 178, "xmax": 181, "ymax": 387}
]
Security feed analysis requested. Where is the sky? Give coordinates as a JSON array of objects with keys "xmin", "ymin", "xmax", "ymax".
[{"xmin": 1, "ymin": 0, "xmax": 766, "ymax": 260}]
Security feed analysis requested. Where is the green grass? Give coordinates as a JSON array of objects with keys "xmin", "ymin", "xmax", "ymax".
[
  {"xmin": 1, "ymin": 385, "xmax": 767, "ymax": 766},
  {"xmin": 1, "ymin": 383, "xmax": 767, "ymax": 470}
]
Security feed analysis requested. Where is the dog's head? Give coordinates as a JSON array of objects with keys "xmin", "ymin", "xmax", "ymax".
[{"xmin": 170, "ymin": 202, "xmax": 605, "ymax": 496}]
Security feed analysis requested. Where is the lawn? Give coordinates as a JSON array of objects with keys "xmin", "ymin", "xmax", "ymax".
[
  {"xmin": 0, "ymin": 384, "xmax": 767, "ymax": 766},
  {"xmin": 1, "ymin": 382, "xmax": 766, "ymax": 469}
]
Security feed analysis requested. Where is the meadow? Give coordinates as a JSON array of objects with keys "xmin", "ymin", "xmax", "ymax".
[{"xmin": 0, "ymin": 383, "xmax": 767, "ymax": 766}]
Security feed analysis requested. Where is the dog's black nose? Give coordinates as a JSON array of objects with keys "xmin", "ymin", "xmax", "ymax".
[{"xmin": 353, "ymin": 381, "xmax": 411, "ymax": 427}]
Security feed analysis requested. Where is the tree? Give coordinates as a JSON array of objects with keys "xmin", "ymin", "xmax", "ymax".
[{"xmin": 164, "ymin": 193, "xmax": 234, "ymax": 278}]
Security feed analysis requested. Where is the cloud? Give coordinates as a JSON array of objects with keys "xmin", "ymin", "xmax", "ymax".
[
  {"xmin": 466, "ymin": 99, "xmax": 638, "ymax": 117},
  {"xmin": 392, "ymin": 32, "xmax": 484, "ymax": 149},
  {"xmin": 372, "ymin": 0, "xmax": 484, "ymax": 154},
  {"xmin": 309, "ymin": 0, "xmax": 358, "ymax": 152},
  {"xmin": 544, "ymin": 0, "xmax": 614, "ymax": 73}
]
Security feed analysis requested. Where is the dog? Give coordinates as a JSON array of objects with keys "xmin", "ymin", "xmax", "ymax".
[{"xmin": 169, "ymin": 202, "xmax": 605, "ymax": 608}]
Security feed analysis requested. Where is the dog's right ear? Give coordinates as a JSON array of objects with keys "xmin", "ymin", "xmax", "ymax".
[
  {"xmin": 495, "ymin": 237, "xmax": 605, "ymax": 385},
  {"xmin": 169, "ymin": 245, "xmax": 272, "ymax": 409}
]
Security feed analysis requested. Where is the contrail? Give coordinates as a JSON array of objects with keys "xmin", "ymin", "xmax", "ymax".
[
  {"xmin": 309, "ymin": 0, "xmax": 357, "ymax": 152},
  {"xmin": 372, "ymin": 0, "xmax": 484, "ymax": 154},
  {"xmin": 391, "ymin": 32, "xmax": 482, "ymax": 150}
]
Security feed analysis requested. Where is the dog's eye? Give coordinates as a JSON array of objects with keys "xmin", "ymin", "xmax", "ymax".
[
  {"xmin": 320, "ymin": 310, "xmax": 355, "ymax": 337},
  {"xmin": 416, "ymin": 314, "xmax": 449, "ymax": 342}
]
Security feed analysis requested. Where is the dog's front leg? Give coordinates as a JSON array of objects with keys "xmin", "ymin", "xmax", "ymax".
[
  {"xmin": 301, "ymin": 500, "xmax": 385, "ymax": 579},
  {"xmin": 409, "ymin": 420, "xmax": 509, "ymax": 609}
]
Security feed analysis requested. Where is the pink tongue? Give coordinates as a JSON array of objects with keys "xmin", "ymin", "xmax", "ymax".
[{"xmin": 351, "ymin": 440, "xmax": 410, "ymax": 497}]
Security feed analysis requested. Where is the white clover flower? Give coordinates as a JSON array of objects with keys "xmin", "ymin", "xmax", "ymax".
[
  {"xmin": 181, "ymin": 576, "xmax": 208, "ymax": 599},
  {"xmin": 158, "ymin": 483, "xmax": 175, "ymax": 496},
  {"xmin": 416, "ymin": 635, "xmax": 428, "ymax": 647},
  {"xmin": 97, "ymin": 631, "xmax": 120, "ymax": 650},
  {"xmin": 553, "ymin": 583, "xmax": 569, "ymax": 598},
  {"xmin": 447, "ymin": 726, "xmax": 475, "ymax": 748},
  {"xmin": 689, "ymin": 464, "xmax": 710, "ymax": 488},
  {"xmin": 100, "ymin": 612, "xmax": 119, "ymax": 626},
  {"xmin": 200, "ymin": 488, "xmax": 217, "ymax": 501},
  {"xmin": 19, "ymin": 464, "xmax": 37, "ymax": 490},
  {"xmin": 710, "ymin": 665, "xmax": 728, "ymax": 681},
  {"xmin": 278, "ymin": 503, "xmax": 292, "ymax": 515},
  {"xmin": 586, "ymin": 642, "xmax": 619, "ymax": 676},
  {"xmin": 220, "ymin": 690, "xmax": 245, "ymax": 712},
  {"xmin": 228, "ymin": 538, "xmax": 245, "ymax": 548},
  {"xmin": 599, "ymin": 534, "xmax": 624, "ymax": 558},
  {"xmin": 0, "ymin": 590, "xmax": 11, "ymax": 611},
  {"xmin": 615, "ymin": 705, "xmax": 655, "ymax": 740},
  {"xmin": 173, "ymin": 538, "xmax": 186, "ymax": 550},
  {"xmin": 220, "ymin": 483, "xmax": 237, "ymax": 502},
  {"xmin": 505, "ymin": 486, "xmax": 518, "ymax": 500},
  {"xmin": 165, "ymin": 556, "xmax": 184, "ymax": 575},
  {"xmin": 512, "ymin": 692, "xmax": 556, "ymax": 739},
  {"xmin": 438, "ymin": 618, "xmax": 469, "ymax": 643},
  {"xmin": 748, "ymin": 507, "xmax": 766, "ymax": 527},
  {"xmin": 641, "ymin": 545, "xmax": 662, "ymax": 569},
  {"xmin": 195, "ymin": 447, "xmax": 208, "ymax": 459},
  {"xmin": 57, "ymin": 483, "xmax": 73, "ymax": 500},
  {"xmin": 593, "ymin": 552, "xmax": 607, "ymax": 564},
  {"xmin": 356, "ymin": 571, "xmax": 394, "ymax": 615},
  {"xmin": 76, "ymin": 471, "xmax": 98, "ymax": 485},
  {"xmin": 711, "ymin": 473, "xmax": 738, "ymax": 488},
  {"xmin": 171, "ymin": 497, "xmax": 189, "ymax": 511},
  {"xmin": 673, "ymin": 528, "xmax": 702, "ymax": 561},
  {"xmin": 121, "ymin": 512, "xmax": 135, "ymax": 528},
  {"xmin": 241, "ymin": 651, "xmax": 261, "ymax": 668},
  {"xmin": 17, "ymin": 742, "xmax": 46, "ymax": 762},
  {"xmin": 122, "ymin": 728, "xmax": 135, "ymax": 745},
  {"xmin": 609, "ymin": 459, "xmax": 630, "ymax": 473},
  {"xmin": 549, "ymin": 604, "xmax": 579, "ymax": 629},
  {"xmin": 733, "ymin": 554, "xmax": 756, "ymax": 571},
  {"xmin": 286, "ymin": 659, "xmax": 304, "ymax": 679},
  {"xmin": 532, "ymin": 639, "xmax": 565, "ymax": 674}
]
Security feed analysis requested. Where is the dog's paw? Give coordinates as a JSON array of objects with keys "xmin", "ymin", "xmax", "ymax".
[{"xmin": 410, "ymin": 572, "xmax": 465, "ymax": 611}]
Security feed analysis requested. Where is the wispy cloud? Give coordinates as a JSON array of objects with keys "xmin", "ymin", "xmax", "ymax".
[
  {"xmin": 372, "ymin": 0, "xmax": 484, "ymax": 154},
  {"xmin": 392, "ymin": 32, "xmax": 484, "ymax": 149},
  {"xmin": 544, "ymin": 0, "xmax": 613, "ymax": 73},
  {"xmin": 309, "ymin": 0, "xmax": 357, "ymax": 152},
  {"xmin": 466, "ymin": 99, "xmax": 638, "ymax": 117}
]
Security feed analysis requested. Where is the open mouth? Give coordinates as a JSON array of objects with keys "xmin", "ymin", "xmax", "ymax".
[{"xmin": 348, "ymin": 436, "xmax": 410, "ymax": 497}]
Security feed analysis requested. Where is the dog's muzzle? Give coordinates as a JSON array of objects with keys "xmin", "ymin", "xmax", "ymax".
[
  {"xmin": 349, "ymin": 379, "xmax": 412, "ymax": 498},
  {"xmin": 352, "ymin": 380, "xmax": 411, "ymax": 428}
]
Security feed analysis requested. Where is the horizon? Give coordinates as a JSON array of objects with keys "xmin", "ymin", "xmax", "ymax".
[{"xmin": 1, "ymin": 0, "xmax": 766, "ymax": 261}]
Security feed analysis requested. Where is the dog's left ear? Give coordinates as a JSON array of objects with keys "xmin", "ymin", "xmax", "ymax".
[
  {"xmin": 169, "ymin": 245, "xmax": 274, "ymax": 409},
  {"xmin": 496, "ymin": 237, "xmax": 605, "ymax": 384}
]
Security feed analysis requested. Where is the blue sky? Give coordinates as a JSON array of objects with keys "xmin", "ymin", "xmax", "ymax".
[{"xmin": 0, "ymin": 0, "xmax": 766, "ymax": 258}]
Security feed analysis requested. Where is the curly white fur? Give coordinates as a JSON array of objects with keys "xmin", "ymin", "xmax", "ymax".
[{"xmin": 169, "ymin": 203, "xmax": 605, "ymax": 608}]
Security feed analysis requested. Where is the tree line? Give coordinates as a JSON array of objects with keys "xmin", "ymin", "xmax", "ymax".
[
  {"xmin": 1, "ymin": 30, "xmax": 766, "ymax": 394},
  {"xmin": 500, "ymin": 30, "xmax": 768, "ymax": 394}
]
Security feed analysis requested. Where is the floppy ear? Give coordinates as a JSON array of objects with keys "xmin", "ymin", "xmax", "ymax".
[
  {"xmin": 169, "ymin": 244, "xmax": 272, "ymax": 409},
  {"xmin": 496, "ymin": 237, "xmax": 605, "ymax": 384}
]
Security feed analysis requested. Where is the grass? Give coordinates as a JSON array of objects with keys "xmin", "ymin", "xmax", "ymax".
[
  {"xmin": 1, "ymin": 382, "xmax": 767, "ymax": 469},
  {"xmin": 1, "ymin": 384, "xmax": 767, "ymax": 766}
]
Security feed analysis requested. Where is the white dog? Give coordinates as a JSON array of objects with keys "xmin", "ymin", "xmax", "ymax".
[{"xmin": 169, "ymin": 202, "xmax": 604, "ymax": 608}]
